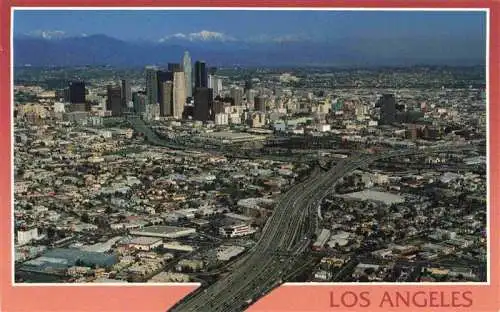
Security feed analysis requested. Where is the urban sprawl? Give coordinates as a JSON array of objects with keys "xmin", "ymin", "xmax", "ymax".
[{"xmin": 14, "ymin": 51, "xmax": 487, "ymax": 311}]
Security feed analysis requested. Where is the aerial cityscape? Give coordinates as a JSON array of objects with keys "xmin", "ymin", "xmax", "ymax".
[{"xmin": 13, "ymin": 9, "xmax": 487, "ymax": 312}]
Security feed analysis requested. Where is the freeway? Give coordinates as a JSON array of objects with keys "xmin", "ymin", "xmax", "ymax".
[
  {"xmin": 127, "ymin": 117, "xmax": 333, "ymax": 164},
  {"xmin": 169, "ymin": 144, "xmax": 478, "ymax": 312}
]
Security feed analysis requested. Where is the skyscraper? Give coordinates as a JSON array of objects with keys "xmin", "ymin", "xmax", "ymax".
[
  {"xmin": 157, "ymin": 70, "xmax": 173, "ymax": 104},
  {"xmin": 378, "ymin": 94, "xmax": 397, "ymax": 125},
  {"xmin": 107, "ymin": 84, "xmax": 123, "ymax": 117},
  {"xmin": 173, "ymin": 71, "xmax": 186, "ymax": 119},
  {"xmin": 121, "ymin": 79, "xmax": 132, "ymax": 112},
  {"xmin": 244, "ymin": 79, "xmax": 252, "ymax": 93},
  {"xmin": 194, "ymin": 61, "xmax": 207, "ymax": 88},
  {"xmin": 255, "ymin": 95, "xmax": 266, "ymax": 112},
  {"xmin": 230, "ymin": 87, "xmax": 244, "ymax": 106},
  {"xmin": 132, "ymin": 91, "xmax": 147, "ymax": 115},
  {"xmin": 68, "ymin": 81, "xmax": 86, "ymax": 104},
  {"xmin": 145, "ymin": 66, "xmax": 159, "ymax": 105},
  {"xmin": 208, "ymin": 75, "xmax": 223, "ymax": 99},
  {"xmin": 183, "ymin": 51, "xmax": 193, "ymax": 98},
  {"xmin": 160, "ymin": 81, "xmax": 173, "ymax": 117},
  {"xmin": 194, "ymin": 88, "xmax": 214, "ymax": 122}
]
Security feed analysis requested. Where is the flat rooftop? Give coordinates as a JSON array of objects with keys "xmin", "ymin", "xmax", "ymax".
[
  {"xmin": 129, "ymin": 236, "xmax": 163, "ymax": 245},
  {"xmin": 133, "ymin": 225, "xmax": 194, "ymax": 234},
  {"xmin": 338, "ymin": 190, "xmax": 404, "ymax": 205}
]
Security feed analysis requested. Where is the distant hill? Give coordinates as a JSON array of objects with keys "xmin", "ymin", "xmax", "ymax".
[{"xmin": 13, "ymin": 34, "xmax": 486, "ymax": 68}]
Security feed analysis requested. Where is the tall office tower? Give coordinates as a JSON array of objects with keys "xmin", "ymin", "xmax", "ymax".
[
  {"xmin": 193, "ymin": 87, "xmax": 214, "ymax": 121},
  {"xmin": 173, "ymin": 71, "xmax": 186, "ymax": 119},
  {"xmin": 378, "ymin": 94, "xmax": 397, "ymax": 125},
  {"xmin": 160, "ymin": 81, "xmax": 173, "ymax": 117},
  {"xmin": 247, "ymin": 89, "xmax": 257, "ymax": 106},
  {"xmin": 183, "ymin": 51, "xmax": 193, "ymax": 97},
  {"xmin": 68, "ymin": 81, "xmax": 86, "ymax": 104},
  {"xmin": 244, "ymin": 79, "xmax": 252, "ymax": 93},
  {"xmin": 215, "ymin": 77, "xmax": 223, "ymax": 97},
  {"xmin": 121, "ymin": 79, "xmax": 132, "ymax": 112},
  {"xmin": 207, "ymin": 75, "xmax": 218, "ymax": 99},
  {"xmin": 207, "ymin": 75, "xmax": 215, "ymax": 89},
  {"xmin": 106, "ymin": 84, "xmax": 123, "ymax": 116},
  {"xmin": 255, "ymin": 95, "xmax": 266, "ymax": 112},
  {"xmin": 168, "ymin": 63, "xmax": 182, "ymax": 72},
  {"xmin": 145, "ymin": 66, "xmax": 159, "ymax": 105},
  {"xmin": 132, "ymin": 91, "xmax": 147, "ymax": 115},
  {"xmin": 230, "ymin": 87, "xmax": 244, "ymax": 106},
  {"xmin": 157, "ymin": 70, "xmax": 173, "ymax": 104},
  {"xmin": 194, "ymin": 61, "xmax": 207, "ymax": 88}
]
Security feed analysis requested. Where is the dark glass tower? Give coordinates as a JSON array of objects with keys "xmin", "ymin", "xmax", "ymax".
[
  {"xmin": 378, "ymin": 94, "xmax": 397, "ymax": 125},
  {"xmin": 193, "ymin": 87, "xmax": 214, "ymax": 121},
  {"xmin": 107, "ymin": 85, "xmax": 123, "ymax": 116},
  {"xmin": 194, "ymin": 61, "xmax": 208, "ymax": 88},
  {"xmin": 68, "ymin": 81, "xmax": 86, "ymax": 104}
]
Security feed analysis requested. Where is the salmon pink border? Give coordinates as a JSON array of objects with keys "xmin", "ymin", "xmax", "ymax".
[{"xmin": 1, "ymin": 1, "xmax": 498, "ymax": 311}]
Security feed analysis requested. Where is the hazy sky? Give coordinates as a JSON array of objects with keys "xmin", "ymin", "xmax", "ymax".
[{"xmin": 14, "ymin": 10, "xmax": 486, "ymax": 42}]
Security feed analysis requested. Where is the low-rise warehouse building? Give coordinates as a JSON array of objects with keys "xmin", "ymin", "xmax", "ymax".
[
  {"xmin": 130, "ymin": 225, "xmax": 196, "ymax": 239},
  {"xmin": 128, "ymin": 237, "xmax": 163, "ymax": 251},
  {"xmin": 337, "ymin": 190, "xmax": 405, "ymax": 206},
  {"xmin": 216, "ymin": 245, "xmax": 245, "ymax": 261}
]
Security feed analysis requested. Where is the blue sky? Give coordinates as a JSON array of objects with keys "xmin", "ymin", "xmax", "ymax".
[{"xmin": 14, "ymin": 10, "xmax": 486, "ymax": 42}]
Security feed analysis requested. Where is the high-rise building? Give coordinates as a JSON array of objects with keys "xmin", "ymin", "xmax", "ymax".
[
  {"xmin": 160, "ymin": 81, "xmax": 173, "ymax": 117},
  {"xmin": 145, "ymin": 66, "xmax": 159, "ymax": 105},
  {"xmin": 230, "ymin": 87, "xmax": 244, "ymax": 106},
  {"xmin": 68, "ymin": 81, "xmax": 86, "ymax": 104},
  {"xmin": 157, "ymin": 70, "xmax": 173, "ymax": 104},
  {"xmin": 207, "ymin": 75, "xmax": 217, "ymax": 99},
  {"xmin": 215, "ymin": 77, "xmax": 223, "ymax": 97},
  {"xmin": 106, "ymin": 84, "xmax": 123, "ymax": 116},
  {"xmin": 208, "ymin": 75, "xmax": 223, "ymax": 98},
  {"xmin": 193, "ymin": 88, "xmax": 214, "ymax": 122},
  {"xmin": 255, "ymin": 95, "xmax": 266, "ymax": 112},
  {"xmin": 183, "ymin": 51, "xmax": 193, "ymax": 97},
  {"xmin": 132, "ymin": 91, "xmax": 147, "ymax": 115},
  {"xmin": 121, "ymin": 79, "xmax": 132, "ymax": 112},
  {"xmin": 244, "ymin": 79, "xmax": 252, "ymax": 92},
  {"xmin": 378, "ymin": 94, "xmax": 397, "ymax": 125},
  {"xmin": 173, "ymin": 71, "xmax": 186, "ymax": 119},
  {"xmin": 194, "ymin": 61, "xmax": 207, "ymax": 88},
  {"xmin": 168, "ymin": 63, "xmax": 182, "ymax": 73},
  {"xmin": 247, "ymin": 89, "xmax": 257, "ymax": 106},
  {"xmin": 208, "ymin": 75, "xmax": 215, "ymax": 89}
]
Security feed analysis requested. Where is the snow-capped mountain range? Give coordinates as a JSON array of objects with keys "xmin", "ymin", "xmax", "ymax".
[
  {"xmin": 14, "ymin": 30, "xmax": 485, "ymax": 67},
  {"xmin": 158, "ymin": 30, "xmax": 237, "ymax": 42}
]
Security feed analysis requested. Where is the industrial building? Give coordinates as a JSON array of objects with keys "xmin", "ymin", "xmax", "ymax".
[
  {"xmin": 130, "ymin": 225, "xmax": 196, "ymax": 239},
  {"xmin": 217, "ymin": 245, "xmax": 245, "ymax": 261},
  {"xmin": 20, "ymin": 248, "xmax": 118, "ymax": 275},
  {"xmin": 219, "ymin": 218, "xmax": 256, "ymax": 238},
  {"xmin": 312, "ymin": 229, "xmax": 331, "ymax": 250},
  {"xmin": 163, "ymin": 242, "xmax": 195, "ymax": 252},
  {"xmin": 128, "ymin": 236, "xmax": 163, "ymax": 251},
  {"xmin": 337, "ymin": 190, "xmax": 405, "ymax": 206}
]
